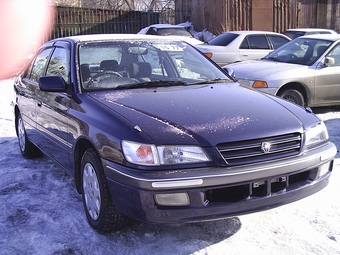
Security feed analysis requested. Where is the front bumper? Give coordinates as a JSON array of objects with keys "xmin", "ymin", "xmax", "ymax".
[{"xmin": 104, "ymin": 142, "xmax": 336, "ymax": 224}]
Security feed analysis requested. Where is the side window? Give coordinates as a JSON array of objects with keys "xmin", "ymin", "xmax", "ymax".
[
  {"xmin": 26, "ymin": 48, "xmax": 53, "ymax": 82},
  {"xmin": 46, "ymin": 47, "xmax": 70, "ymax": 83},
  {"xmin": 240, "ymin": 39, "xmax": 250, "ymax": 49},
  {"xmin": 327, "ymin": 44, "xmax": 340, "ymax": 66},
  {"xmin": 247, "ymin": 35, "xmax": 270, "ymax": 49},
  {"xmin": 268, "ymin": 35, "xmax": 290, "ymax": 49},
  {"xmin": 146, "ymin": 28, "xmax": 158, "ymax": 35}
]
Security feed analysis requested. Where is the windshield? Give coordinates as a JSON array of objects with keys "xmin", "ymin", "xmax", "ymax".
[
  {"xmin": 263, "ymin": 38, "xmax": 333, "ymax": 66},
  {"xmin": 78, "ymin": 40, "xmax": 231, "ymax": 91}
]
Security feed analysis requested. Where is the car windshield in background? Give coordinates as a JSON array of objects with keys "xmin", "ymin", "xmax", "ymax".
[
  {"xmin": 283, "ymin": 31, "xmax": 306, "ymax": 39},
  {"xmin": 207, "ymin": 33, "xmax": 239, "ymax": 46},
  {"xmin": 157, "ymin": 27, "xmax": 193, "ymax": 37},
  {"xmin": 263, "ymin": 37, "xmax": 333, "ymax": 66},
  {"xmin": 79, "ymin": 40, "xmax": 230, "ymax": 91}
]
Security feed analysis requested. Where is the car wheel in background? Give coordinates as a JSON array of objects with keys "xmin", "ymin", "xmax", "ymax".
[
  {"xmin": 16, "ymin": 113, "xmax": 40, "ymax": 158},
  {"xmin": 278, "ymin": 89, "xmax": 305, "ymax": 107},
  {"xmin": 81, "ymin": 148, "xmax": 126, "ymax": 232}
]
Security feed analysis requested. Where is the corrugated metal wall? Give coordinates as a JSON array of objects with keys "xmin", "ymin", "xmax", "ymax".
[
  {"xmin": 175, "ymin": 0, "xmax": 339, "ymax": 34},
  {"xmin": 297, "ymin": 0, "xmax": 340, "ymax": 32}
]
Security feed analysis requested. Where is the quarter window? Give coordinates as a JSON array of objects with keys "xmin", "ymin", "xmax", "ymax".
[
  {"xmin": 27, "ymin": 48, "xmax": 53, "ymax": 82},
  {"xmin": 241, "ymin": 35, "xmax": 270, "ymax": 49},
  {"xmin": 268, "ymin": 35, "xmax": 290, "ymax": 49}
]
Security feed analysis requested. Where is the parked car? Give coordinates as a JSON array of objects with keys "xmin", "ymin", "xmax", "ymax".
[
  {"xmin": 13, "ymin": 34, "xmax": 336, "ymax": 232},
  {"xmin": 226, "ymin": 34, "xmax": 340, "ymax": 107},
  {"xmin": 195, "ymin": 31, "xmax": 291, "ymax": 66},
  {"xmin": 283, "ymin": 28, "xmax": 337, "ymax": 39},
  {"xmin": 137, "ymin": 23, "xmax": 203, "ymax": 45}
]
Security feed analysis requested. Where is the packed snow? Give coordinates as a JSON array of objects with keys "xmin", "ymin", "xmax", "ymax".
[{"xmin": 0, "ymin": 78, "xmax": 339, "ymax": 255}]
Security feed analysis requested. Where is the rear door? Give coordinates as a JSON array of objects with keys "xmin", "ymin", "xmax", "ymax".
[
  {"xmin": 239, "ymin": 34, "xmax": 271, "ymax": 61},
  {"xmin": 16, "ymin": 47, "xmax": 53, "ymax": 141}
]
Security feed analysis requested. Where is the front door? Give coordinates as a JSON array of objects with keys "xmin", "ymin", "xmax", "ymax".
[
  {"xmin": 313, "ymin": 43, "xmax": 340, "ymax": 106},
  {"xmin": 35, "ymin": 43, "xmax": 73, "ymax": 169}
]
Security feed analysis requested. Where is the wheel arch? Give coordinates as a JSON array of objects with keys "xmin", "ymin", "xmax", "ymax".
[
  {"xmin": 276, "ymin": 82, "xmax": 310, "ymax": 106},
  {"xmin": 74, "ymin": 137, "xmax": 97, "ymax": 193},
  {"xmin": 14, "ymin": 105, "xmax": 20, "ymax": 136}
]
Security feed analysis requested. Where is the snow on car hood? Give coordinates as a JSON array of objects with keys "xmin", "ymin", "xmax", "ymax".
[
  {"xmin": 90, "ymin": 83, "xmax": 318, "ymax": 146},
  {"xmin": 227, "ymin": 59, "xmax": 310, "ymax": 80}
]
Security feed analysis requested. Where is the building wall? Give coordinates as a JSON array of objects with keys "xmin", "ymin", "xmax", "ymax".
[{"xmin": 175, "ymin": 0, "xmax": 339, "ymax": 34}]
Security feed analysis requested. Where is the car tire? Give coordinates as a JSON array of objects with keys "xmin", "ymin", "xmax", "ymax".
[
  {"xmin": 16, "ymin": 113, "xmax": 40, "ymax": 158},
  {"xmin": 278, "ymin": 89, "xmax": 305, "ymax": 107},
  {"xmin": 81, "ymin": 148, "xmax": 126, "ymax": 232}
]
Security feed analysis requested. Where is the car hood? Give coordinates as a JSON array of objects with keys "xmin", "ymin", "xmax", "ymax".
[
  {"xmin": 227, "ymin": 59, "xmax": 308, "ymax": 80},
  {"xmin": 90, "ymin": 83, "xmax": 318, "ymax": 146}
]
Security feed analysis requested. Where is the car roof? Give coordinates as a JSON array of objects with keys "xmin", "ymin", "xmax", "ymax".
[
  {"xmin": 297, "ymin": 34, "xmax": 340, "ymax": 41},
  {"xmin": 284, "ymin": 28, "xmax": 337, "ymax": 33},
  {"xmin": 224, "ymin": 30, "xmax": 287, "ymax": 35},
  {"xmin": 51, "ymin": 34, "xmax": 178, "ymax": 43},
  {"xmin": 146, "ymin": 24, "xmax": 186, "ymax": 29}
]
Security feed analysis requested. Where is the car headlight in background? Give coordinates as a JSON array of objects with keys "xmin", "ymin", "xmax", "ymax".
[
  {"xmin": 203, "ymin": 52, "xmax": 213, "ymax": 58},
  {"xmin": 252, "ymin": 80, "xmax": 268, "ymax": 88},
  {"xmin": 305, "ymin": 122, "xmax": 329, "ymax": 148},
  {"xmin": 122, "ymin": 141, "xmax": 211, "ymax": 166},
  {"xmin": 237, "ymin": 79, "xmax": 268, "ymax": 88}
]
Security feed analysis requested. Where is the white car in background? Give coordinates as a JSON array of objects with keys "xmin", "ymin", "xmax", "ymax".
[
  {"xmin": 137, "ymin": 24, "xmax": 203, "ymax": 45},
  {"xmin": 196, "ymin": 31, "xmax": 291, "ymax": 66},
  {"xmin": 283, "ymin": 28, "xmax": 337, "ymax": 39}
]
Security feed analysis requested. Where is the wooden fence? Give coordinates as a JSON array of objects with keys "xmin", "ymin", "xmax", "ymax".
[{"xmin": 51, "ymin": 7, "xmax": 162, "ymax": 39}]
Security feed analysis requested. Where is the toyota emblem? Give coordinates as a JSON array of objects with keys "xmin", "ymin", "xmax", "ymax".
[{"xmin": 261, "ymin": 142, "xmax": 271, "ymax": 153}]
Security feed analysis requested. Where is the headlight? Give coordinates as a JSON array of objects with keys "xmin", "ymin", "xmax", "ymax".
[
  {"xmin": 305, "ymin": 122, "xmax": 329, "ymax": 147},
  {"xmin": 122, "ymin": 141, "xmax": 210, "ymax": 166}
]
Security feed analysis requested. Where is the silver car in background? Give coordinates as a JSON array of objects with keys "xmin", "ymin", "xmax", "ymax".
[
  {"xmin": 226, "ymin": 34, "xmax": 340, "ymax": 107},
  {"xmin": 283, "ymin": 28, "xmax": 338, "ymax": 39}
]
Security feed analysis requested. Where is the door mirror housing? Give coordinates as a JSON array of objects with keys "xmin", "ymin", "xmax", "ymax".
[
  {"xmin": 39, "ymin": 76, "xmax": 67, "ymax": 92},
  {"xmin": 324, "ymin": 57, "xmax": 335, "ymax": 67}
]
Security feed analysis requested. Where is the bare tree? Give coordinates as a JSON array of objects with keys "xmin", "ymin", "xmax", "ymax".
[
  {"xmin": 52, "ymin": 0, "xmax": 174, "ymax": 11},
  {"xmin": 138, "ymin": 0, "xmax": 174, "ymax": 10}
]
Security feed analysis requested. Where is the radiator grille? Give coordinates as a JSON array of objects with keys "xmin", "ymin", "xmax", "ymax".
[{"xmin": 217, "ymin": 133, "xmax": 301, "ymax": 166}]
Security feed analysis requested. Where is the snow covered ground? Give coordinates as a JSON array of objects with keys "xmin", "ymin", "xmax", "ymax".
[{"xmin": 0, "ymin": 78, "xmax": 339, "ymax": 255}]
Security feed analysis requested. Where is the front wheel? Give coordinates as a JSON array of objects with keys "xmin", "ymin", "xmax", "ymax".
[
  {"xmin": 81, "ymin": 148, "xmax": 126, "ymax": 232},
  {"xmin": 278, "ymin": 89, "xmax": 305, "ymax": 107}
]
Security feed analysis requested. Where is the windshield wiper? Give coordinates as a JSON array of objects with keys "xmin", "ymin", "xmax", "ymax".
[
  {"xmin": 114, "ymin": 80, "xmax": 188, "ymax": 90},
  {"xmin": 189, "ymin": 78, "xmax": 231, "ymax": 85},
  {"xmin": 263, "ymin": 56, "xmax": 283, "ymax": 62}
]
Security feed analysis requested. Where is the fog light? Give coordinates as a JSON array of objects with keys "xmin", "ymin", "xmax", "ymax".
[
  {"xmin": 319, "ymin": 162, "xmax": 330, "ymax": 177},
  {"xmin": 154, "ymin": 193, "xmax": 190, "ymax": 206}
]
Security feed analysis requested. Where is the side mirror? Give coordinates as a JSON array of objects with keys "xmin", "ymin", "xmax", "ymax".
[
  {"xmin": 39, "ymin": 76, "xmax": 67, "ymax": 92},
  {"xmin": 324, "ymin": 57, "xmax": 335, "ymax": 67},
  {"xmin": 223, "ymin": 67, "xmax": 236, "ymax": 80}
]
